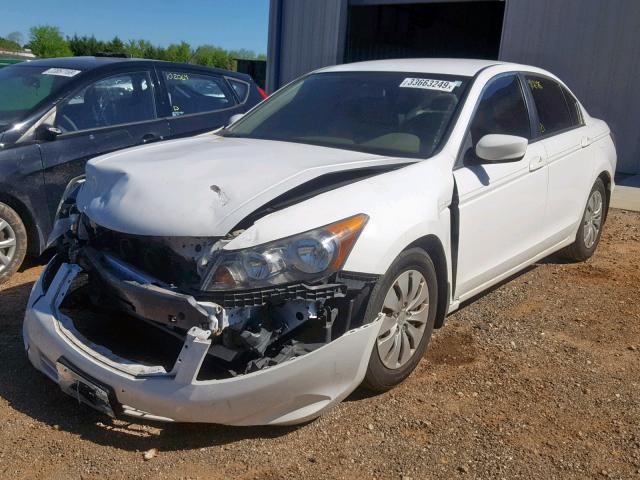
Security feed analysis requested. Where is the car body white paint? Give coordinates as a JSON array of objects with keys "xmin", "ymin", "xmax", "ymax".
[
  {"xmin": 475, "ymin": 134, "xmax": 529, "ymax": 161},
  {"xmin": 77, "ymin": 135, "xmax": 410, "ymax": 237},
  {"xmin": 24, "ymin": 58, "xmax": 617, "ymax": 425}
]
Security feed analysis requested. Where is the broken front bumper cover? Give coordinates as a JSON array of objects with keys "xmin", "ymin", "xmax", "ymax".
[{"xmin": 23, "ymin": 260, "xmax": 381, "ymax": 425}]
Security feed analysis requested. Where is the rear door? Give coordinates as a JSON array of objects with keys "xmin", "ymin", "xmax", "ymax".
[
  {"xmin": 39, "ymin": 67, "xmax": 170, "ymax": 221},
  {"xmin": 157, "ymin": 66, "xmax": 246, "ymax": 137},
  {"xmin": 523, "ymin": 75, "xmax": 594, "ymax": 243},
  {"xmin": 453, "ymin": 73, "xmax": 549, "ymax": 300}
]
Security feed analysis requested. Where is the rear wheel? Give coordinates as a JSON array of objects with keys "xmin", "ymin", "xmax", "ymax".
[
  {"xmin": 560, "ymin": 178, "xmax": 607, "ymax": 262},
  {"xmin": 0, "ymin": 203, "xmax": 27, "ymax": 284},
  {"xmin": 362, "ymin": 248, "xmax": 438, "ymax": 392}
]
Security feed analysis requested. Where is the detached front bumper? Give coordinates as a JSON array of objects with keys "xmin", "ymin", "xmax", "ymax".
[{"xmin": 23, "ymin": 261, "xmax": 381, "ymax": 425}]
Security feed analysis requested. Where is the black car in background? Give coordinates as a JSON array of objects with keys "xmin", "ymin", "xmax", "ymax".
[{"xmin": 0, "ymin": 56, "xmax": 266, "ymax": 283}]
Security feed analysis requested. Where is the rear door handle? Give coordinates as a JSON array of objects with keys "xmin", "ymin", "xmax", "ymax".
[
  {"xmin": 529, "ymin": 155, "xmax": 545, "ymax": 172},
  {"xmin": 581, "ymin": 136, "xmax": 592, "ymax": 148},
  {"xmin": 142, "ymin": 133, "xmax": 159, "ymax": 144}
]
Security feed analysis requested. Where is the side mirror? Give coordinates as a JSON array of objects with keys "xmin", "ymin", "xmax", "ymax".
[
  {"xmin": 475, "ymin": 134, "xmax": 528, "ymax": 162},
  {"xmin": 37, "ymin": 125, "xmax": 62, "ymax": 142},
  {"xmin": 228, "ymin": 113, "xmax": 245, "ymax": 125}
]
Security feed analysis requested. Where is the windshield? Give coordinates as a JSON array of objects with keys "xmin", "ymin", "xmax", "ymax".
[
  {"xmin": 223, "ymin": 71, "xmax": 470, "ymax": 158},
  {"xmin": 0, "ymin": 65, "xmax": 79, "ymax": 130}
]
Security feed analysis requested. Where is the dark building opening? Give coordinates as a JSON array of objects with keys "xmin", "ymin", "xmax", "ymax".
[
  {"xmin": 236, "ymin": 59, "xmax": 267, "ymax": 89},
  {"xmin": 344, "ymin": 1, "xmax": 505, "ymax": 63}
]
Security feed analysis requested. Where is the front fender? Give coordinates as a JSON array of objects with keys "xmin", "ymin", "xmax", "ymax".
[
  {"xmin": 0, "ymin": 142, "xmax": 49, "ymax": 254},
  {"xmin": 226, "ymin": 157, "xmax": 455, "ymax": 277}
]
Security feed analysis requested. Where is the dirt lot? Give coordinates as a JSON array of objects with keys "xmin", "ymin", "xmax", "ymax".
[{"xmin": 0, "ymin": 209, "xmax": 639, "ymax": 480}]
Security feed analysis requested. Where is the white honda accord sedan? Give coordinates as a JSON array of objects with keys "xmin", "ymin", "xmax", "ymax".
[{"xmin": 24, "ymin": 59, "xmax": 616, "ymax": 425}]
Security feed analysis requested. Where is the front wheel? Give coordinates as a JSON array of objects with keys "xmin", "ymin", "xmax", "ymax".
[
  {"xmin": 0, "ymin": 202, "xmax": 27, "ymax": 284},
  {"xmin": 362, "ymin": 248, "xmax": 438, "ymax": 392},
  {"xmin": 560, "ymin": 178, "xmax": 607, "ymax": 262}
]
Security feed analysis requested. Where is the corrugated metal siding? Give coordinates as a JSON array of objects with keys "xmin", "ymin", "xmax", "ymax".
[
  {"xmin": 500, "ymin": 0, "xmax": 640, "ymax": 174},
  {"xmin": 267, "ymin": 0, "xmax": 347, "ymax": 90},
  {"xmin": 268, "ymin": 0, "xmax": 638, "ymax": 174}
]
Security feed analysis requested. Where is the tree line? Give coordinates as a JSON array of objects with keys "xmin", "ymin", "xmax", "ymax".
[{"xmin": 1, "ymin": 26, "xmax": 266, "ymax": 70}]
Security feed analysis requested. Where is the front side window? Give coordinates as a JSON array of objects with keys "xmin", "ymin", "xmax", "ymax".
[
  {"xmin": 525, "ymin": 75, "xmax": 575, "ymax": 136},
  {"xmin": 0, "ymin": 65, "xmax": 78, "ymax": 131},
  {"xmin": 223, "ymin": 72, "xmax": 470, "ymax": 158},
  {"xmin": 162, "ymin": 70, "xmax": 235, "ymax": 116},
  {"xmin": 55, "ymin": 71, "xmax": 156, "ymax": 133},
  {"xmin": 469, "ymin": 74, "xmax": 531, "ymax": 145}
]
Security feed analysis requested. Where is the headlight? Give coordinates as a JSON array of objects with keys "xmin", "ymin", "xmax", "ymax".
[{"xmin": 201, "ymin": 214, "xmax": 368, "ymax": 291}]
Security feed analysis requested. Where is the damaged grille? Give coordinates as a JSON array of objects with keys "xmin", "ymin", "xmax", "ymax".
[
  {"xmin": 199, "ymin": 282, "xmax": 347, "ymax": 308},
  {"xmin": 85, "ymin": 218, "xmax": 217, "ymax": 289}
]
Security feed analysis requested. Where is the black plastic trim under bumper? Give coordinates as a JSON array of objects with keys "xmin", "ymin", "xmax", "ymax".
[{"xmin": 195, "ymin": 282, "xmax": 347, "ymax": 308}]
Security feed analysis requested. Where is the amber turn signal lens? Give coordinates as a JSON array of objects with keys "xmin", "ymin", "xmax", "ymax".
[
  {"xmin": 325, "ymin": 213, "xmax": 368, "ymax": 269},
  {"xmin": 213, "ymin": 265, "xmax": 240, "ymax": 287}
]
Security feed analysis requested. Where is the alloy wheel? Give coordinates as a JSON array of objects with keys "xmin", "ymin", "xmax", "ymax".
[
  {"xmin": 376, "ymin": 269, "xmax": 430, "ymax": 369},
  {"xmin": 583, "ymin": 190, "xmax": 603, "ymax": 249},
  {"xmin": 0, "ymin": 217, "xmax": 17, "ymax": 275}
]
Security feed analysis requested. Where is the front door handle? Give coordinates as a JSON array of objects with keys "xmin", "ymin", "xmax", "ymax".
[
  {"xmin": 142, "ymin": 133, "xmax": 159, "ymax": 144},
  {"xmin": 529, "ymin": 155, "xmax": 545, "ymax": 172}
]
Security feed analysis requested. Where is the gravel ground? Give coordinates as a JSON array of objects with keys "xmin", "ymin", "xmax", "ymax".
[{"xmin": 0, "ymin": 209, "xmax": 638, "ymax": 480}]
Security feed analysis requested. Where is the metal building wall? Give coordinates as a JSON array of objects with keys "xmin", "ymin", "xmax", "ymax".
[
  {"xmin": 266, "ymin": 0, "xmax": 347, "ymax": 92},
  {"xmin": 499, "ymin": 0, "xmax": 640, "ymax": 174},
  {"xmin": 266, "ymin": 0, "xmax": 500, "ymax": 91},
  {"xmin": 267, "ymin": 0, "xmax": 639, "ymax": 174}
]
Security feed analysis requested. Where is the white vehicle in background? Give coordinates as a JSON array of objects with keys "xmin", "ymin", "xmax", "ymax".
[{"xmin": 24, "ymin": 59, "xmax": 616, "ymax": 426}]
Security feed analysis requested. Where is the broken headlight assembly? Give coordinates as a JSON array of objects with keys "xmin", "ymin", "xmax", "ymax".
[
  {"xmin": 55, "ymin": 175, "xmax": 86, "ymax": 220},
  {"xmin": 47, "ymin": 175, "xmax": 86, "ymax": 247},
  {"xmin": 200, "ymin": 214, "xmax": 368, "ymax": 291}
]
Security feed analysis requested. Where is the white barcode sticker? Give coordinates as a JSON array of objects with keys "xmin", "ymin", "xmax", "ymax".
[
  {"xmin": 399, "ymin": 78, "xmax": 461, "ymax": 92},
  {"xmin": 42, "ymin": 68, "xmax": 82, "ymax": 77}
]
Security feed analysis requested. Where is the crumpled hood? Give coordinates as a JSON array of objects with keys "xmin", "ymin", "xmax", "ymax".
[{"xmin": 78, "ymin": 134, "xmax": 408, "ymax": 236}]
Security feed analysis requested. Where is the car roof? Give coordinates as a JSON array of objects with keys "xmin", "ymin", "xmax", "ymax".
[
  {"xmin": 19, "ymin": 56, "xmax": 251, "ymax": 79},
  {"xmin": 21, "ymin": 56, "xmax": 145, "ymax": 69},
  {"xmin": 319, "ymin": 58, "xmax": 506, "ymax": 77}
]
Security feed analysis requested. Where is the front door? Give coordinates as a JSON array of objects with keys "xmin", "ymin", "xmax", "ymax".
[
  {"xmin": 38, "ymin": 69, "xmax": 170, "ymax": 223},
  {"xmin": 453, "ymin": 73, "xmax": 549, "ymax": 301}
]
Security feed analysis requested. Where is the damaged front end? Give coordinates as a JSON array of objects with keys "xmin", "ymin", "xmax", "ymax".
[{"xmin": 25, "ymin": 197, "xmax": 382, "ymax": 424}]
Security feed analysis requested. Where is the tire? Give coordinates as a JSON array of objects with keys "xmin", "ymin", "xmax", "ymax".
[
  {"xmin": 362, "ymin": 248, "xmax": 438, "ymax": 392},
  {"xmin": 559, "ymin": 178, "xmax": 607, "ymax": 262},
  {"xmin": 0, "ymin": 202, "xmax": 27, "ymax": 285}
]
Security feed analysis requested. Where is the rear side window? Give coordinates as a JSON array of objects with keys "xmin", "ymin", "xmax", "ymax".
[
  {"xmin": 55, "ymin": 71, "xmax": 156, "ymax": 133},
  {"xmin": 469, "ymin": 74, "xmax": 531, "ymax": 144},
  {"xmin": 525, "ymin": 75, "xmax": 577, "ymax": 135},
  {"xmin": 227, "ymin": 78, "xmax": 250, "ymax": 103},
  {"xmin": 162, "ymin": 70, "xmax": 235, "ymax": 116}
]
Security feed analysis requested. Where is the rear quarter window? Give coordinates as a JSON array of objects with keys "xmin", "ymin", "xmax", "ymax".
[
  {"xmin": 227, "ymin": 78, "xmax": 250, "ymax": 103},
  {"xmin": 562, "ymin": 86, "xmax": 583, "ymax": 127}
]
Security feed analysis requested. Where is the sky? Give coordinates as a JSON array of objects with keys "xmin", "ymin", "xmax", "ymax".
[{"xmin": 0, "ymin": 0, "xmax": 270, "ymax": 54}]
